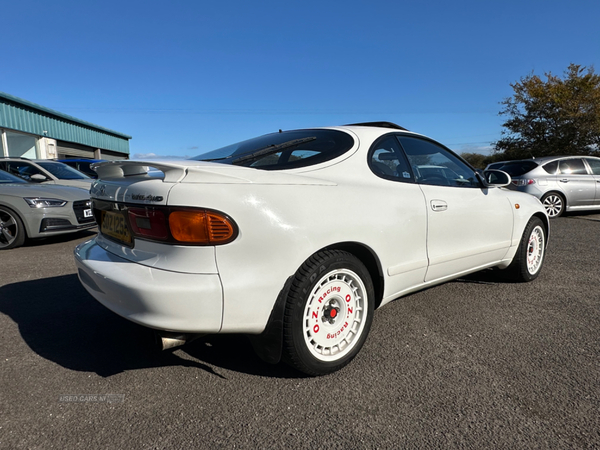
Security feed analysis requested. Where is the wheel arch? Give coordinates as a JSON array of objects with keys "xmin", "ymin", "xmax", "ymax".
[
  {"xmin": 0, "ymin": 202, "xmax": 31, "ymax": 246},
  {"xmin": 322, "ymin": 241, "xmax": 384, "ymax": 309},
  {"xmin": 0, "ymin": 203, "xmax": 29, "ymax": 239},
  {"xmin": 248, "ymin": 240, "xmax": 384, "ymax": 365},
  {"xmin": 533, "ymin": 211, "xmax": 550, "ymax": 243},
  {"xmin": 542, "ymin": 189, "xmax": 565, "ymax": 201},
  {"xmin": 541, "ymin": 190, "xmax": 566, "ymax": 214}
]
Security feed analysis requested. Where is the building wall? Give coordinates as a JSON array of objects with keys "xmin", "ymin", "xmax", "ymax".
[{"xmin": 0, "ymin": 92, "xmax": 130, "ymax": 160}]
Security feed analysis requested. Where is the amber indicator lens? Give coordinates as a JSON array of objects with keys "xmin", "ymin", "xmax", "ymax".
[
  {"xmin": 169, "ymin": 210, "xmax": 236, "ymax": 244},
  {"xmin": 207, "ymin": 212, "xmax": 236, "ymax": 243},
  {"xmin": 169, "ymin": 211, "xmax": 209, "ymax": 243}
]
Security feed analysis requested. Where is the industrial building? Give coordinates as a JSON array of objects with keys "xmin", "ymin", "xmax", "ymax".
[{"xmin": 0, "ymin": 91, "xmax": 131, "ymax": 160}]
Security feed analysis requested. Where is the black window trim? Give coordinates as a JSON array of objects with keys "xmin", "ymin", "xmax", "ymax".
[
  {"xmin": 193, "ymin": 128, "xmax": 356, "ymax": 171},
  {"xmin": 583, "ymin": 157, "xmax": 600, "ymax": 176},
  {"xmin": 391, "ymin": 132, "xmax": 482, "ymax": 188},
  {"xmin": 367, "ymin": 133, "xmax": 416, "ymax": 183}
]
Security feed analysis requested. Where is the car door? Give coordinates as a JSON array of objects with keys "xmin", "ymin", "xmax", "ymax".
[
  {"xmin": 584, "ymin": 158, "xmax": 600, "ymax": 204},
  {"xmin": 557, "ymin": 158, "xmax": 596, "ymax": 207},
  {"xmin": 367, "ymin": 135, "xmax": 429, "ymax": 296},
  {"xmin": 396, "ymin": 135, "xmax": 514, "ymax": 283}
]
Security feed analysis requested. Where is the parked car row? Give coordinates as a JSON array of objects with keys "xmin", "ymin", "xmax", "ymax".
[
  {"xmin": 0, "ymin": 157, "xmax": 94, "ymax": 189},
  {"xmin": 486, "ymin": 156, "xmax": 600, "ymax": 218},
  {"xmin": 6, "ymin": 127, "xmax": 598, "ymax": 376},
  {"xmin": 0, "ymin": 169, "xmax": 95, "ymax": 249},
  {"xmin": 74, "ymin": 122, "xmax": 550, "ymax": 376}
]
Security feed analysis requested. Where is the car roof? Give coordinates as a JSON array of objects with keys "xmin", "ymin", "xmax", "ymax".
[
  {"xmin": 494, "ymin": 155, "xmax": 600, "ymax": 166},
  {"xmin": 58, "ymin": 158, "xmax": 105, "ymax": 162},
  {"xmin": 343, "ymin": 121, "xmax": 409, "ymax": 131}
]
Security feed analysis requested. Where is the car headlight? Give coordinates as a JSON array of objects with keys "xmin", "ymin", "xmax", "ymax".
[{"xmin": 23, "ymin": 197, "xmax": 68, "ymax": 208}]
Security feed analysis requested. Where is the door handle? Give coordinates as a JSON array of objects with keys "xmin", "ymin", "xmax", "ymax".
[
  {"xmin": 430, "ymin": 200, "xmax": 448, "ymax": 212},
  {"xmin": 559, "ymin": 178, "xmax": 570, "ymax": 183}
]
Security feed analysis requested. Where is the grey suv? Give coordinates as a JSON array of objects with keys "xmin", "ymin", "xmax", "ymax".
[{"xmin": 487, "ymin": 156, "xmax": 600, "ymax": 218}]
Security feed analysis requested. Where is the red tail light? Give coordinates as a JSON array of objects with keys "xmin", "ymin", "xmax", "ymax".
[
  {"xmin": 126, "ymin": 206, "xmax": 237, "ymax": 245},
  {"xmin": 511, "ymin": 178, "xmax": 536, "ymax": 187},
  {"xmin": 128, "ymin": 208, "xmax": 169, "ymax": 240}
]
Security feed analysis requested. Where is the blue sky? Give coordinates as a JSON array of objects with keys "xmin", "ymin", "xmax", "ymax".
[{"xmin": 2, "ymin": 0, "xmax": 599, "ymax": 159}]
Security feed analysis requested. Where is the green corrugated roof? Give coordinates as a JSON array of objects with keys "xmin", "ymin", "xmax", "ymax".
[{"xmin": 0, "ymin": 91, "xmax": 131, "ymax": 154}]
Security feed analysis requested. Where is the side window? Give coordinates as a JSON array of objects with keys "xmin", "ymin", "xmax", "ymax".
[
  {"xmin": 368, "ymin": 135, "xmax": 414, "ymax": 182},
  {"xmin": 6, "ymin": 162, "xmax": 45, "ymax": 180},
  {"xmin": 558, "ymin": 159, "xmax": 588, "ymax": 175},
  {"xmin": 584, "ymin": 158, "xmax": 600, "ymax": 175},
  {"xmin": 397, "ymin": 136, "xmax": 478, "ymax": 187}
]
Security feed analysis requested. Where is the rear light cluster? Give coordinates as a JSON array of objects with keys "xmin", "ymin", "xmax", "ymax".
[
  {"xmin": 127, "ymin": 206, "xmax": 237, "ymax": 245},
  {"xmin": 511, "ymin": 178, "xmax": 536, "ymax": 187}
]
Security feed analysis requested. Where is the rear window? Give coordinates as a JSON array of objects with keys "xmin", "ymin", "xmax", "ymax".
[
  {"xmin": 190, "ymin": 129, "xmax": 355, "ymax": 170},
  {"xmin": 492, "ymin": 161, "xmax": 538, "ymax": 177}
]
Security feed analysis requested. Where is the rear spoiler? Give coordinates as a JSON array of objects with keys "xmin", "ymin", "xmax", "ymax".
[
  {"xmin": 92, "ymin": 161, "xmax": 188, "ymax": 183},
  {"xmin": 91, "ymin": 160, "xmax": 256, "ymax": 184},
  {"xmin": 91, "ymin": 160, "xmax": 337, "ymax": 186}
]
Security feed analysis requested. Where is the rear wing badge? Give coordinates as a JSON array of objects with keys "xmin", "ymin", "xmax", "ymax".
[
  {"xmin": 93, "ymin": 185, "xmax": 163, "ymax": 202},
  {"xmin": 131, "ymin": 194, "xmax": 164, "ymax": 202}
]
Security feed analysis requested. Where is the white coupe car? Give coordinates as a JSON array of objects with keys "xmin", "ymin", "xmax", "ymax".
[{"xmin": 74, "ymin": 122, "xmax": 549, "ymax": 375}]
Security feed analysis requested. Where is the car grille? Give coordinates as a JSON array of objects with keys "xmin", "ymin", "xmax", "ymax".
[
  {"xmin": 40, "ymin": 218, "xmax": 72, "ymax": 232},
  {"xmin": 73, "ymin": 200, "xmax": 95, "ymax": 224}
]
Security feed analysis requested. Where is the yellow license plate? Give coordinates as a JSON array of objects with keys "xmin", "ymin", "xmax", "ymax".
[{"xmin": 101, "ymin": 211, "xmax": 132, "ymax": 244}]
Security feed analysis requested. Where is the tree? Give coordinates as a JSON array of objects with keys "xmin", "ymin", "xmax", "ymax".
[
  {"xmin": 493, "ymin": 64, "xmax": 600, "ymax": 160},
  {"xmin": 460, "ymin": 152, "xmax": 492, "ymax": 169}
]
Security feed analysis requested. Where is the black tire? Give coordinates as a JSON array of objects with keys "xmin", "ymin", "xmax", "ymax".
[
  {"xmin": 541, "ymin": 192, "xmax": 565, "ymax": 218},
  {"xmin": 0, "ymin": 206, "xmax": 26, "ymax": 250},
  {"xmin": 504, "ymin": 216, "xmax": 546, "ymax": 282},
  {"xmin": 282, "ymin": 250, "xmax": 374, "ymax": 376}
]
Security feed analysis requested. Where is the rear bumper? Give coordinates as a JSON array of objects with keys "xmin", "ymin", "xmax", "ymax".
[{"xmin": 74, "ymin": 238, "xmax": 223, "ymax": 333}]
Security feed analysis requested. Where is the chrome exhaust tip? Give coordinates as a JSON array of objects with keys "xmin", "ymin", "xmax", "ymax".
[{"xmin": 156, "ymin": 332, "xmax": 203, "ymax": 351}]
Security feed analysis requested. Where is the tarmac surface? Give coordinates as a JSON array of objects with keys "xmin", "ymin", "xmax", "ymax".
[{"xmin": 1, "ymin": 214, "xmax": 599, "ymax": 449}]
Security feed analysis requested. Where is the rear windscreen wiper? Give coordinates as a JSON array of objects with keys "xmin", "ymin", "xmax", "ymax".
[{"xmin": 231, "ymin": 137, "xmax": 317, "ymax": 165}]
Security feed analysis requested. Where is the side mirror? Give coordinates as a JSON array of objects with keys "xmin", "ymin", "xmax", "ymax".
[
  {"xmin": 30, "ymin": 174, "xmax": 48, "ymax": 182},
  {"xmin": 482, "ymin": 169, "xmax": 511, "ymax": 187}
]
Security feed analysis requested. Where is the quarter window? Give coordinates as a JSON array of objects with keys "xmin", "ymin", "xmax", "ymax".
[
  {"xmin": 368, "ymin": 135, "xmax": 413, "ymax": 182},
  {"xmin": 396, "ymin": 136, "xmax": 478, "ymax": 187},
  {"xmin": 542, "ymin": 161, "xmax": 558, "ymax": 174}
]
